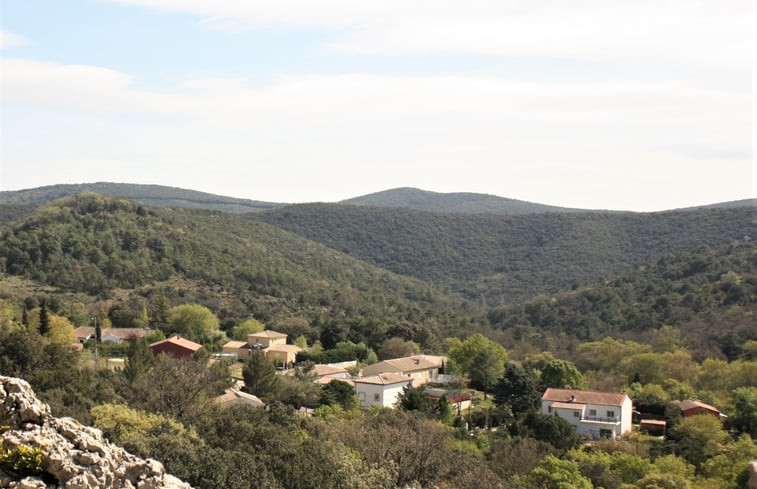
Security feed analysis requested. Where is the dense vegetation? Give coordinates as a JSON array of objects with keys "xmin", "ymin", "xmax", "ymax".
[
  {"xmin": 489, "ymin": 241, "xmax": 756, "ymax": 360},
  {"xmin": 0, "ymin": 194, "xmax": 475, "ymax": 349},
  {"xmin": 253, "ymin": 203, "xmax": 755, "ymax": 303},
  {"xmin": 341, "ymin": 187, "xmax": 583, "ymax": 214},
  {"xmin": 0, "ymin": 191, "xmax": 755, "ymax": 488}
]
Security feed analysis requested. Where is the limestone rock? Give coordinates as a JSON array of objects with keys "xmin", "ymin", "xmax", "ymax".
[{"xmin": 0, "ymin": 376, "xmax": 192, "ymax": 489}]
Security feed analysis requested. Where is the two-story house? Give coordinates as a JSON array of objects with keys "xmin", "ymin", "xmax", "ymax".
[
  {"xmin": 360, "ymin": 354, "xmax": 447, "ymax": 387},
  {"xmin": 222, "ymin": 330, "xmax": 302, "ymax": 367},
  {"xmin": 541, "ymin": 388, "xmax": 633, "ymax": 439}
]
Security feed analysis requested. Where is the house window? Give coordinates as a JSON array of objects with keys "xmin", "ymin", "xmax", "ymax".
[
  {"xmin": 599, "ymin": 429, "xmax": 613, "ymax": 439},
  {"xmin": 548, "ymin": 406, "xmax": 552, "ymax": 413},
  {"xmin": 607, "ymin": 410, "xmax": 615, "ymax": 418},
  {"xmin": 373, "ymin": 393, "xmax": 380, "ymax": 402},
  {"xmin": 589, "ymin": 409, "xmax": 597, "ymax": 416},
  {"xmin": 573, "ymin": 411, "xmax": 580, "ymax": 418}
]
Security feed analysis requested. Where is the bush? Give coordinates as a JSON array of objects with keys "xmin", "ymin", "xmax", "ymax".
[{"xmin": 0, "ymin": 444, "xmax": 46, "ymax": 476}]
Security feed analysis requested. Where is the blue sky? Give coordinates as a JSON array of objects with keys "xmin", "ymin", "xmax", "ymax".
[{"xmin": 1, "ymin": 0, "xmax": 753, "ymax": 210}]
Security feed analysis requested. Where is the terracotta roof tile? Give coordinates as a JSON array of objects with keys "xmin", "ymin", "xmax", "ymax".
[
  {"xmin": 353, "ymin": 373, "xmax": 413, "ymax": 386},
  {"xmin": 542, "ymin": 388, "xmax": 629, "ymax": 406},
  {"xmin": 150, "ymin": 335, "xmax": 202, "ymax": 352}
]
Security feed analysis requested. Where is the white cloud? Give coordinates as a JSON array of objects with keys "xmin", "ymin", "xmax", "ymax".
[
  {"xmin": 0, "ymin": 30, "xmax": 31, "ymax": 49},
  {"xmin": 2, "ymin": 57, "xmax": 751, "ymax": 209},
  {"xmin": 101, "ymin": 0, "xmax": 751, "ymax": 75}
]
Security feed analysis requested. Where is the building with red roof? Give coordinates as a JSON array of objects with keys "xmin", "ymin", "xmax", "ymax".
[
  {"xmin": 149, "ymin": 335, "xmax": 202, "ymax": 360},
  {"xmin": 541, "ymin": 388, "xmax": 633, "ymax": 439}
]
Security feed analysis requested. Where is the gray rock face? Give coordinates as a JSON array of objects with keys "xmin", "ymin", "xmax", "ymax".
[{"xmin": 0, "ymin": 376, "xmax": 192, "ymax": 489}]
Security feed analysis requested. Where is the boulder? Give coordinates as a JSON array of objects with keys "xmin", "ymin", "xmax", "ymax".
[{"xmin": 0, "ymin": 376, "xmax": 192, "ymax": 489}]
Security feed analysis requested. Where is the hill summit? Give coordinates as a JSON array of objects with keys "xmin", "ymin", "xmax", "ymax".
[{"xmin": 341, "ymin": 187, "xmax": 587, "ymax": 214}]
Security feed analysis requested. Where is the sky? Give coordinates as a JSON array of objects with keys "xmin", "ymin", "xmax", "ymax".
[{"xmin": 0, "ymin": 0, "xmax": 753, "ymax": 211}]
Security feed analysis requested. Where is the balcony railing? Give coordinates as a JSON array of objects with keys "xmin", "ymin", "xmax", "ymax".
[{"xmin": 582, "ymin": 415, "xmax": 620, "ymax": 423}]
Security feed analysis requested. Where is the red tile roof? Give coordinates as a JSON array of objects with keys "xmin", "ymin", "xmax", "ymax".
[
  {"xmin": 542, "ymin": 388, "xmax": 629, "ymax": 406},
  {"xmin": 248, "ymin": 330, "xmax": 288, "ymax": 339},
  {"xmin": 150, "ymin": 335, "xmax": 202, "ymax": 352},
  {"xmin": 671, "ymin": 400, "xmax": 721, "ymax": 414},
  {"xmin": 551, "ymin": 401, "xmax": 586, "ymax": 410},
  {"xmin": 353, "ymin": 373, "xmax": 413, "ymax": 386}
]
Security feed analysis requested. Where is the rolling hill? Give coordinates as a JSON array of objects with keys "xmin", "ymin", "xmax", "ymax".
[
  {"xmin": 341, "ymin": 187, "xmax": 587, "ymax": 214},
  {"xmin": 487, "ymin": 240, "xmax": 756, "ymax": 359},
  {"xmin": 254, "ymin": 203, "xmax": 756, "ymax": 303},
  {"xmin": 0, "ymin": 194, "xmax": 476, "ymax": 348},
  {"xmin": 0, "ymin": 183, "xmax": 282, "ymax": 214}
]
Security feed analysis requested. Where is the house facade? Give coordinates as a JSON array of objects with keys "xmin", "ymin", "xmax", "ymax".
[
  {"xmin": 353, "ymin": 373, "xmax": 413, "ymax": 408},
  {"xmin": 541, "ymin": 388, "xmax": 633, "ymax": 439},
  {"xmin": 361, "ymin": 354, "xmax": 447, "ymax": 387},
  {"xmin": 222, "ymin": 330, "xmax": 302, "ymax": 367}
]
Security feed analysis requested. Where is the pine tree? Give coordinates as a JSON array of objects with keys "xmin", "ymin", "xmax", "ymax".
[
  {"xmin": 242, "ymin": 352, "xmax": 279, "ymax": 401},
  {"xmin": 124, "ymin": 337, "xmax": 154, "ymax": 383},
  {"xmin": 38, "ymin": 300, "xmax": 50, "ymax": 335}
]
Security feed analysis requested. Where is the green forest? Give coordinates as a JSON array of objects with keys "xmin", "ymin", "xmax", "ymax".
[
  {"xmin": 0, "ymin": 192, "xmax": 755, "ymax": 488},
  {"xmin": 253, "ymin": 203, "xmax": 754, "ymax": 303}
]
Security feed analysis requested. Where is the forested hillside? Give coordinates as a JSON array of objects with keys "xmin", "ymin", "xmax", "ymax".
[
  {"xmin": 253, "ymin": 203, "xmax": 755, "ymax": 304},
  {"xmin": 0, "ymin": 194, "xmax": 475, "ymax": 348},
  {"xmin": 488, "ymin": 241, "xmax": 756, "ymax": 360},
  {"xmin": 342, "ymin": 187, "xmax": 584, "ymax": 214},
  {"xmin": 0, "ymin": 183, "xmax": 281, "ymax": 213}
]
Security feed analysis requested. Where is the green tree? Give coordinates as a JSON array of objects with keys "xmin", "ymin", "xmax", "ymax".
[
  {"xmin": 668, "ymin": 414, "xmax": 728, "ymax": 467},
  {"xmin": 167, "ymin": 304, "xmax": 222, "ymax": 344},
  {"xmin": 541, "ymin": 359, "xmax": 588, "ymax": 390},
  {"xmin": 123, "ymin": 337, "xmax": 154, "ymax": 383},
  {"xmin": 130, "ymin": 353, "xmax": 230, "ymax": 419},
  {"xmin": 469, "ymin": 347, "xmax": 503, "ymax": 399},
  {"xmin": 242, "ymin": 352, "xmax": 280, "ymax": 401},
  {"xmin": 699, "ymin": 435, "xmax": 756, "ymax": 489},
  {"xmin": 524, "ymin": 454, "xmax": 593, "ymax": 489},
  {"xmin": 447, "ymin": 333, "xmax": 507, "ymax": 378},
  {"xmin": 726, "ymin": 386, "xmax": 757, "ymax": 437},
  {"xmin": 230, "ymin": 318, "xmax": 265, "ymax": 341},
  {"xmin": 494, "ymin": 362, "xmax": 542, "ymax": 415},
  {"xmin": 398, "ymin": 384, "xmax": 434, "ymax": 413},
  {"xmin": 38, "ymin": 300, "xmax": 49, "ymax": 335},
  {"xmin": 378, "ymin": 337, "xmax": 420, "ymax": 360},
  {"xmin": 320, "ymin": 380, "xmax": 359, "ymax": 411}
]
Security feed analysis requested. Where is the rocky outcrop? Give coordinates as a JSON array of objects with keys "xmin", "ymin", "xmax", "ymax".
[
  {"xmin": 748, "ymin": 460, "xmax": 757, "ymax": 489},
  {"xmin": 0, "ymin": 376, "xmax": 192, "ymax": 489}
]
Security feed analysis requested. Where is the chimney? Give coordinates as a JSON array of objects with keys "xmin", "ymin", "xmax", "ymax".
[{"xmin": 569, "ymin": 395, "xmax": 576, "ymax": 403}]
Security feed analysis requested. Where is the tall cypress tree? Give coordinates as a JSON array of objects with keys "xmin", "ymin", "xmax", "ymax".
[{"xmin": 39, "ymin": 300, "xmax": 50, "ymax": 335}]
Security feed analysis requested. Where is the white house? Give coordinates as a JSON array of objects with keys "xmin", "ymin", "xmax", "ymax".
[
  {"xmin": 353, "ymin": 373, "xmax": 413, "ymax": 408},
  {"xmin": 541, "ymin": 388, "xmax": 633, "ymax": 439}
]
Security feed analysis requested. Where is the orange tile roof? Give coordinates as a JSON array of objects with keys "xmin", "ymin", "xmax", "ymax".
[
  {"xmin": 101, "ymin": 328, "xmax": 148, "ymax": 340},
  {"xmin": 551, "ymin": 401, "xmax": 586, "ymax": 410},
  {"xmin": 542, "ymin": 388, "xmax": 629, "ymax": 406},
  {"xmin": 248, "ymin": 330, "xmax": 288, "ymax": 339},
  {"xmin": 312, "ymin": 364, "xmax": 348, "ymax": 376},
  {"xmin": 671, "ymin": 400, "xmax": 721, "ymax": 413},
  {"xmin": 150, "ymin": 335, "xmax": 202, "ymax": 352},
  {"xmin": 267, "ymin": 344, "xmax": 302, "ymax": 353},
  {"xmin": 353, "ymin": 373, "xmax": 413, "ymax": 386},
  {"xmin": 222, "ymin": 340, "xmax": 248, "ymax": 349}
]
